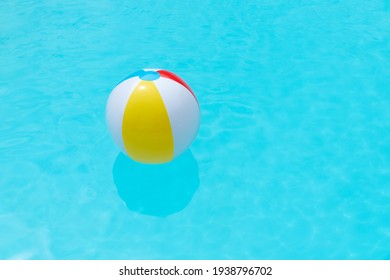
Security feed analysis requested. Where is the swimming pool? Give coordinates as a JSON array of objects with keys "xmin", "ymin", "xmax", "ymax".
[{"xmin": 0, "ymin": 0, "xmax": 389, "ymax": 260}]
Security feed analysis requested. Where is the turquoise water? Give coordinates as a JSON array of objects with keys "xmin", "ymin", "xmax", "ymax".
[{"xmin": 1, "ymin": 0, "xmax": 389, "ymax": 259}]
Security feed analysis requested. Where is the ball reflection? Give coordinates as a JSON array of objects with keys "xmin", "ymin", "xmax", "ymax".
[{"xmin": 112, "ymin": 150, "xmax": 199, "ymax": 217}]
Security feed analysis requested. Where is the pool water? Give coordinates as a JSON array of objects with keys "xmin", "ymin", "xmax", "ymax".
[{"xmin": 0, "ymin": 0, "xmax": 389, "ymax": 259}]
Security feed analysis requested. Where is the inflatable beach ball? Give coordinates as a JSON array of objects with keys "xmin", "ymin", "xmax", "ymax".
[{"xmin": 106, "ymin": 69, "xmax": 200, "ymax": 164}]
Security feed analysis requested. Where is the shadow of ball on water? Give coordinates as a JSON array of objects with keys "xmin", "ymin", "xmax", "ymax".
[{"xmin": 112, "ymin": 150, "xmax": 199, "ymax": 217}]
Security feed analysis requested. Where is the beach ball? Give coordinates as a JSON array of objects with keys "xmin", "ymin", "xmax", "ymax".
[{"xmin": 106, "ymin": 69, "xmax": 200, "ymax": 164}]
